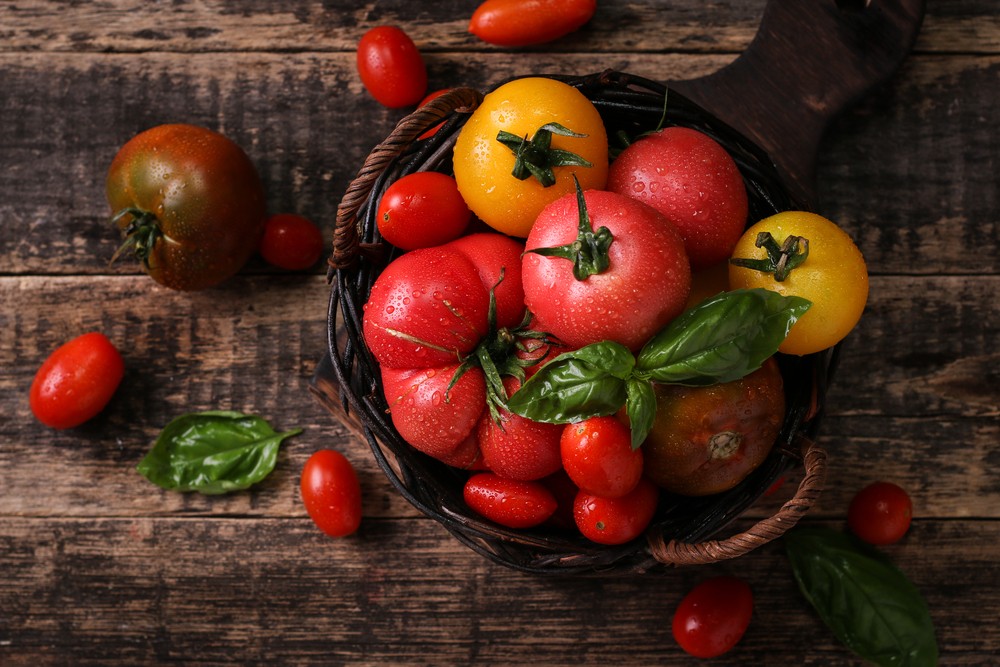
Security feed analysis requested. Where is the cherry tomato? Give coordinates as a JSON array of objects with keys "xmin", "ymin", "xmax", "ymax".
[
  {"xmin": 609, "ymin": 127, "xmax": 749, "ymax": 271},
  {"xmin": 376, "ymin": 172, "xmax": 471, "ymax": 250},
  {"xmin": 258, "ymin": 213, "xmax": 325, "ymax": 270},
  {"xmin": 464, "ymin": 473, "xmax": 558, "ymax": 529},
  {"xmin": 300, "ymin": 449, "xmax": 363, "ymax": 538},
  {"xmin": 523, "ymin": 188, "xmax": 691, "ymax": 352},
  {"xmin": 469, "ymin": 0, "xmax": 597, "ymax": 47},
  {"xmin": 560, "ymin": 416, "xmax": 643, "ymax": 498},
  {"xmin": 848, "ymin": 481, "xmax": 913, "ymax": 545},
  {"xmin": 29, "ymin": 332, "xmax": 125, "ymax": 429},
  {"xmin": 356, "ymin": 25, "xmax": 427, "ymax": 108},
  {"xmin": 673, "ymin": 576, "xmax": 754, "ymax": 658},
  {"xmin": 417, "ymin": 89, "xmax": 450, "ymax": 140},
  {"xmin": 729, "ymin": 210, "xmax": 869, "ymax": 355},
  {"xmin": 106, "ymin": 123, "xmax": 268, "ymax": 291},
  {"xmin": 573, "ymin": 478, "xmax": 659, "ymax": 545},
  {"xmin": 453, "ymin": 77, "xmax": 609, "ymax": 237},
  {"xmin": 643, "ymin": 357, "xmax": 785, "ymax": 496}
]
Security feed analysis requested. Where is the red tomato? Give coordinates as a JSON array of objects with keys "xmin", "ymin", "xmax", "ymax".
[
  {"xmin": 573, "ymin": 478, "xmax": 659, "ymax": 545},
  {"xmin": 29, "ymin": 332, "xmax": 125, "ymax": 429},
  {"xmin": 417, "ymin": 89, "xmax": 450, "ymax": 140},
  {"xmin": 376, "ymin": 172, "xmax": 471, "ymax": 250},
  {"xmin": 608, "ymin": 127, "xmax": 748, "ymax": 270},
  {"xmin": 258, "ymin": 213, "xmax": 325, "ymax": 270},
  {"xmin": 848, "ymin": 481, "xmax": 913, "ymax": 545},
  {"xmin": 477, "ymin": 377, "xmax": 563, "ymax": 481},
  {"xmin": 561, "ymin": 416, "xmax": 643, "ymax": 498},
  {"xmin": 523, "ymin": 188, "xmax": 691, "ymax": 352},
  {"xmin": 469, "ymin": 0, "xmax": 597, "ymax": 47},
  {"xmin": 300, "ymin": 449, "xmax": 363, "ymax": 538},
  {"xmin": 356, "ymin": 25, "xmax": 427, "ymax": 108},
  {"xmin": 464, "ymin": 473, "xmax": 558, "ymax": 529},
  {"xmin": 673, "ymin": 576, "xmax": 754, "ymax": 658}
]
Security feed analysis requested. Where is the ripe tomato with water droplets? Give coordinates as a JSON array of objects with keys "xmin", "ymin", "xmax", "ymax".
[
  {"xmin": 300, "ymin": 449, "xmax": 363, "ymax": 538},
  {"xmin": 30, "ymin": 332, "xmax": 125, "ymax": 429},
  {"xmin": 673, "ymin": 576, "xmax": 754, "ymax": 658},
  {"xmin": 560, "ymin": 416, "xmax": 643, "ymax": 498},
  {"xmin": 356, "ymin": 25, "xmax": 427, "ymax": 108},
  {"xmin": 573, "ymin": 478, "xmax": 659, "ymax": 545},
  {"xmin": 464, "ymin": 473, "xmax": 558, "ymax": 529}
]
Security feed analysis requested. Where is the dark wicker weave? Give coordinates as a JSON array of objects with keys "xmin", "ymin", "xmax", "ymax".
[{"xmin": 322, "ymin": 70, "xmax": 834, "ymax": 575}]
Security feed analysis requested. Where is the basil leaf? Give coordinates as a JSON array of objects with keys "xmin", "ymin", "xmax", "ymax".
[
  {"xmin": 137, "ymin": 411, "xmax": 302, "ymax": 495},
  {"xmin": 506, "ymin": 341, "xmax": 634, "ymax": 423},
  {"xmin": 635, "ymin": 288, "xmax": 811, "ymax": 385},
  {"xmin": 625, "ymin": 378, "xmax": 656, "ymax": 450},
  {"xmin": 785, "ymin": 527, "xmax": 939, "ymax": 667}
]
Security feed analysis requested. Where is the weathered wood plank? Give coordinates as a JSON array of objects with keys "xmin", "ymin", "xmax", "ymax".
[
  {"xmin": 1, "ymin": 1, "xmax": 997, "ymax": 55},
  {"xmin": 1, "ymin": 53, "xmax": 997, "ymax": 278},
  {"xmin": 0, "ymin": 516, "xmax": 995, "ymax": 665}
]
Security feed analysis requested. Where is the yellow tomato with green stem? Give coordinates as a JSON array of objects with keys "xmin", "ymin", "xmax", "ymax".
[
  {"xmin": 729, "ymin": 210, "xmax": 869, "ymax": 355},
  {"xmin": 453, "ymin": 77, "xmax": 609, "ymax": 238}
]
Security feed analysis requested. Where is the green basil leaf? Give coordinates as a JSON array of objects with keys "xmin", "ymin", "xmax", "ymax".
[
  {"xmin": 625, "ymin": 378, "xmax": 656, "ymax": 450},
  {"xmin": 635, "ymin": 288, "xmax": 811, "ymax": 385},
  {"xmin": 785, "ymin": 527, "xmax": 939, "ymax": 667},
  {"xmin": 136, "ymin": 411, "xmax": 302, "ymax": 495},
  {"xmin": 506, "ymin": 341, "xmax": 634, "ymax": 423}
]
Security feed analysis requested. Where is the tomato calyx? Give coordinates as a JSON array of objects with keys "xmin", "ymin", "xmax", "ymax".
[
  {"xmin": 495, "ymin": 122, "xmax": 593, "ymax": 187},
  {"xmin": 110, "ymin": 207, "xmax": 164, "ymax": 269},
  {"xmin": 729, "ymin": 231, "xmax": 810, "ymax": 282},
  {"xmin": 525, "ymin": 178, "xmax": 613, "ymax": 280}
]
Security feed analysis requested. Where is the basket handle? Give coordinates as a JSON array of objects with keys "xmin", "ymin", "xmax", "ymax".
[
  {"xmin": 329, "ymin": 87, "xmax": 484, "ymax": 272},
  {"xmin": 646, "ymin": 436, "xmax": 827, "ymax": 566}
]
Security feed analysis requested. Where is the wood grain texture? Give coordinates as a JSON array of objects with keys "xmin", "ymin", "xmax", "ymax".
[{"xmin": 2, "ymin": 0, "xmax": 997, "ymax": 663}]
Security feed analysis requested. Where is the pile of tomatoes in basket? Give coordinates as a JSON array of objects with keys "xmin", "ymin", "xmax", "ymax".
[{"xmin": 361, "ymin": 76, "xmax": 871, "ymax": 545}]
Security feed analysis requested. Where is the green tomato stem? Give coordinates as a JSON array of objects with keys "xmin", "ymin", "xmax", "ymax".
[
  {"xmin": 729, "ymin": 232, "xmax": 810, "ymax": 282},
  {"xmin": 109, "ymin": 207, "xmax": 163, "ymax": 269},
  {"xmin": 495, "ymin": 122, "xmax": 593, "ymax": 187}
]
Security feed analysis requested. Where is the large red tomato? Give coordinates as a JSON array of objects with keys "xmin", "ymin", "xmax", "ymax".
[
  {"xmin": 608, "ymin": 127, "xmax": 748, "ymax": 270},
  {"xmin": 522, "ymin": 188, "xmax": 691, "ymax": 352}
]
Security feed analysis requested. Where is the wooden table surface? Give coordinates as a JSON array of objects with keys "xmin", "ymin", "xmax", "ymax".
[{"xmin": 2, "ymin": 1, "xmax": 997, "ymax": 664}]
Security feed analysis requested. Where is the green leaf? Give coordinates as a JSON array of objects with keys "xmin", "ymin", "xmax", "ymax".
[
  {"xmin": 785, "ymin": 527, "xmax": 939, "ymax": 667},
  {"xmin": 635, "ymin": 288, "xmax": 811, "ymax": 385},
  {"xmin": 506, "ymin": 341, "xmax": 634, "ymax": 423},
  {"xmin": 136, "ymin": 411, "xmax": 302, "ymax": 495},
  {"xmin": 624, "ymin": 378, "xmax": 656, "ymax": 450}
]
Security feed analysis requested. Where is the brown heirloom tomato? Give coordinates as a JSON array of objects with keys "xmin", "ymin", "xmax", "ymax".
[
  {"xmin": 643, "ymin": 357, "xmax": 785, "ymax": 496},
  {"xmin": 106, "ymin": 124, "xmax": 268, "ymax": 291}
]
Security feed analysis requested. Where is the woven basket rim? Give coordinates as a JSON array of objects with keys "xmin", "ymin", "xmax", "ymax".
[{"xmin": 320, "ymin": 69, "xmax": 835, "ymax": 574}]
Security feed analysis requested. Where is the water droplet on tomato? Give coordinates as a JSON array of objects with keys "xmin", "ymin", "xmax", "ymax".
[{"xmin": 385, "ymin": 305, "xmax": 395, "ymax": 314}]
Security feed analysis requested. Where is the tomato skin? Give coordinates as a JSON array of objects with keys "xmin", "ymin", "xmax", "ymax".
[
  {"xmin": 469, "ymin": 0, "xmax": 597, "ymax": 47},
  {"xmin": 106, "ymin": 124, "xmax": 268, "ymax": 291},
  {"xmin": 453, "ymin": 77, "xmax": 609, "ymax": 238},
  {"xmin": 848, "ymin": 481, "xmax": 913, "ymax": 545},
  {"xmin": 259, "ymin": 213, "xmax": 325, "ymax": 270},
  {"xmin": 643, "ymin": 357, "xmax": 785, "ymax": 496},
  {"xmin": 29, "ymin": 332, "xmax": 125, "ymax": 429},
  {"xmin": 523, "ymin": 189, "xmax": 691, "ymax": 351},
  {"xmin": 608, "ymin": 127, "xmax": 749, "ymax": 271},
  {"xmin": 464, "ymin": 473, "xmax": 558, "ymax": 529},
  {"xmin": 729, "ymin": 210, "xmax": 869, "ymax": 355},
  {"xmin": 573, "ymin": 478, "xmax": 659, "ymax": 545},
  {"xmin": 301, "ymin": 449, "xmax": 363, "ymax": 538},
  {"xmin": 477, "ymin": 378, "xmax": 563, "ymax": 481},
  {"xmin": 673, "ymin": 576, "xmax": 754, "ymax": 658},
  {"xmin": 561, "ymin": 416, "xmax": 643, "ymax": 498},
  {"xmin": 356, "ymin": 25, "xmax": 427, "ymax": 108},
  {"xmin": 377, "ymin": 172, "xmax": 471, "ymax": 250},
  {"xmin": 417, "ymin": 89, "xmax": 450, "ymax": 139}
]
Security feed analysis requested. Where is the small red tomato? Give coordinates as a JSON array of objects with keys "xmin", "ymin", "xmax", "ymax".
[
  {"xmin": 673, "ymin": 576, "xmax": 754, "ymax": 658},
  {"xmin": 573, "ymin": 478, "xmax": 659, "ymax": 545},
  {"xmin": 464, "ymin": 473, "xmax": 558, "ymax": 529},
  {"xmin": 560, "ymin": 416, "xmax": 643, "ymax": 498},
  {"xmin": 300, "ymin": 449, "xmax": 363, "ymax": 538},
  {"xmin": 469, "ymin": 0, "xmax": 597, "ymax": 47},
  {"xmin": 356, "ymin": 25, "xmax": 427, "ymax": 108},
  {"xmin": 608, "ymin": 126, "xmax": 749, "ymax": 270},
  {"xmin": 259, "ymin": 213, "xmax": 325, "ymax": 270},
  {"xmin": 30, "ymin": 332, "xmax": 125, "ymax": 429},
  {"xmin": 848, "ymin": 481, "xmax": 913, "ymax": 545},
  {"xmin": 376, "ymin": 172, "xmax": 471, "ymax": 250},
  {"xmin": 417, "ymin": 89, "xmax": 451, "ymax": 140}
]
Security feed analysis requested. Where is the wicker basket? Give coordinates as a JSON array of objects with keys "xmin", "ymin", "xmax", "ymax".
[{"xmin": 318, "ymin": 70, "xmax": 834, "ymax": 575}]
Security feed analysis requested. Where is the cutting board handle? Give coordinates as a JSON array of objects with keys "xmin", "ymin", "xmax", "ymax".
[{"xmin": 670, "ymin": 0, "xmax": 925, "ymax": 208}]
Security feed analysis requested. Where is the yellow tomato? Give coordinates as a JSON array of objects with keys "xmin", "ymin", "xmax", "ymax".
[
  {"xmin": 453, "ymin": 77, "xmax": 609, "ymax": 238},
  {"xmin": 728, "ymin": 210, "xmax": 869, "ymax": 356}
]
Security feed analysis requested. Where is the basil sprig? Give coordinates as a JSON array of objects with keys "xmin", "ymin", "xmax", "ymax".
[
  {"xmin": 785, "ymin": 527, "xmax": 939, "ymax": 666},
  {"xmin": 506, "ymin": 289, "xmax": 810, "ymax": 448},
  {"xmin": 136, "ymin": 410, "xmax": 302, "ymax": 494}
]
